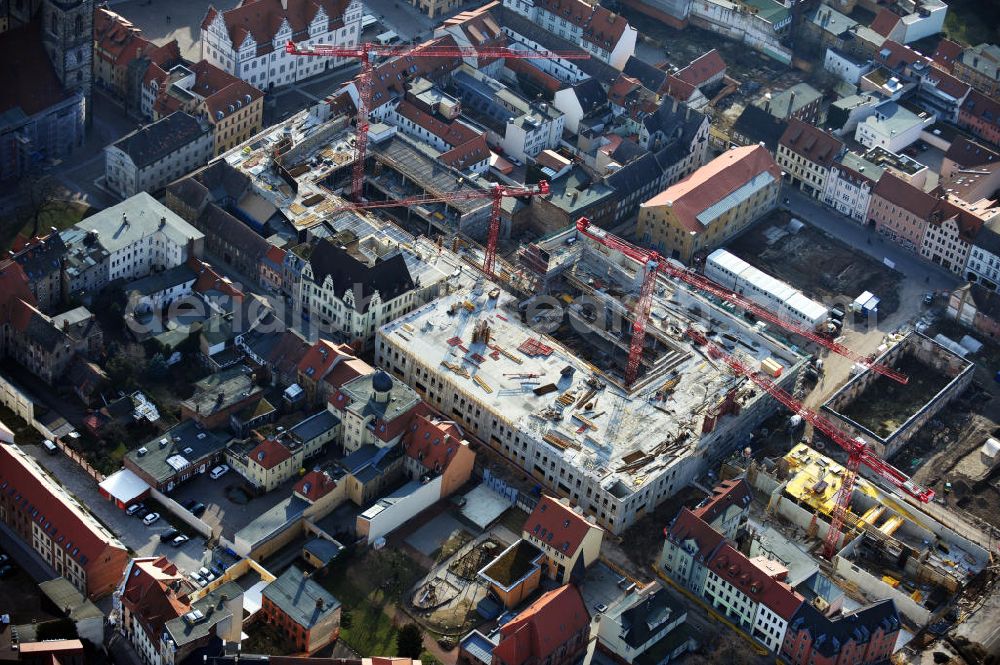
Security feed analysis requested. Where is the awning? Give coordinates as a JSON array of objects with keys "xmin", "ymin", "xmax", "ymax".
[{"xmin": 98, "ymin": 468, "xmax": 150, "ymax": 504}]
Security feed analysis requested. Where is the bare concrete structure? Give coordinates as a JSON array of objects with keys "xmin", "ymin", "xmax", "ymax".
[{"xmin": 822, "ymin": 332, "xmax": 974, "ymax": 458}]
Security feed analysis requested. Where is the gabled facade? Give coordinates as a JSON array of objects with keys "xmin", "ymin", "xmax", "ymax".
[
  {"xmin": 300, "ymin": 240, "xmax": 419, "ymax": 351},
  {"xmin": 776, "ymin": 119, "xmax": 844, "ymax": 199},
  {"xmin": 502, "ymin": 0, "xmax": 636, "ymax": 69},
  {"xmin": 114, "ymin": 556, "xmax": 194, "ymax": 665},
  {"xmin": 521, "ymin": 495, "xmax": 603, "ymax": 584},
  {"xmin": 868, "ymin": 172, "xmax": 935, "ymax": 252},
  {"xmin": 781, "ymin": 599, "xmax": 900, "ymax": 665},
  {"xmin": 492, "ymin": 585, "xmax": 590, "ymax": 665},
  {"xmin": 201, "ymin": 0, "xmax": 363, "ymax": 90}
]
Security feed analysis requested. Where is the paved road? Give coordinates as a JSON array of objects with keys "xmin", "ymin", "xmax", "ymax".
[{"xmin": 21, "ymin": 442, "xmax": 212, "ymax": 576}]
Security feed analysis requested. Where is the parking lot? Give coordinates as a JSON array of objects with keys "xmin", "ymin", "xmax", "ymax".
[
  {"xmin": 167, "ymin": 470, "xmax": 299, "ymax": 541},
  {"xmin": 21, "ymin": 443, "xmax": 211, "ymax": 575}
]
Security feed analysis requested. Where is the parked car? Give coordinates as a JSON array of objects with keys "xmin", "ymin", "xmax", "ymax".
[
  {"xmin": 171, "ymin": 535, "xmax": 190, "ymax": 547},
  {"xmin": 182, "ymin": 499, "xmax": 197, "ymax": 510},
  {"xmin": 0, "ymin": 554, "xmax": 9, "ymax": 565},
  {"xmin": 210, "ymin": 563, "xmax": 225, "ymax": 578},
  {"xmin": 160, "ymin": 528, "xmax": 180, "ymax": 543},
  {"xmin": 0, "ymin": 565, "xmax": 14, "ymax": 579},
  {"xmin": 126, "ymin": 503, "xmax": 145, "ymax": 516},
  {"xmin": 199, "ymin": 567, "xmax": 216, "ymax": 582},
  {"xmin": 924, "ymin": 291, "xmax": 934, "ymax": 305},
  {"xmin": 143, "ymin": 512, "xmax": 160, "ymax": 526},
  {"xmin": 210, "ymin": 465, "xmax": 229, "ymax": 480},
  {"xmin": 189, "ymin": 572, "xmax": 207, "ymax": 587},
  {"xmin": 190, "ymin": 502, "xmax": 207, "ymax": 518}
]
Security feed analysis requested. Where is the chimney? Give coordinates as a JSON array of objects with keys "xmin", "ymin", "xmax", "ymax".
[
  {"xmin": 788, "ymin": 91, "xmax": 796, "ymax": 117},
  {"xmin": 316, "ymin": 597, "xmax": 325, "ymax": 610},
  {"xmin": 281, "ymin": 0, "xmax": 288, "ymax": 9},
  {"xmin": 122, "ymin": 212, "xmax": 128, "ymax": 226},
  {"xmin": 672, "ymin": 97, "xmax": 679, "ymax": 113},
  {"xmin": 685, "ymin": 106, "xmax": 691, "ymax": 121}
]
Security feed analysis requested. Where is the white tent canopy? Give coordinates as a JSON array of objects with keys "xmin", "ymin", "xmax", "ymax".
[{"xmin": 99, "ymin": 468, "xmax": 150, "ymax": 504}]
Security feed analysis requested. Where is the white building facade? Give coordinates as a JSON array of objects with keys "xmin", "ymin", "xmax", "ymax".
[
  {"xmin": 201, "ymin": 0, "xmax": 363, "ymax": 90},
  {"xmin": 823, "ymin": 164, "xmax": 877, "ymax": 223}
]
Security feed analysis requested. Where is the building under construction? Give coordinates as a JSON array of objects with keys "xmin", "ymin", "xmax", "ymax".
[
  {"xmin": 822, "ymin": 333, "xmax": 974, "ymax": 458},
  {"xmin": 376, "ymin": 223, "xmax": 810, "ymax": 534},
  {"xmin": 748, "ymin": 443, "xmax": 989, "ymax": 626},
  {"xmin": 220, "ymin": 109, "xmax": 493, "ymax": 240}
]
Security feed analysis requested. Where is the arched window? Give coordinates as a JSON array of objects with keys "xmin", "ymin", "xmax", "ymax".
[{"xmin": 75, "ymin": 14, "xmax": 83, "ymax": 36}]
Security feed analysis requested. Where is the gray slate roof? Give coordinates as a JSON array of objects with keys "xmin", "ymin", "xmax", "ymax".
[
  {"xmin": 112, "ymin": 111, "xmax": 208, "ymax": 169},
  {"xmin": 263, "ymin": 565, "xmax": 341, "ymax": 629}
]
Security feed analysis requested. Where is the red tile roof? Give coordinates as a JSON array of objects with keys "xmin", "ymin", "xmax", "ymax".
[
  {"xmin": 93, "ymin": 8, "xmax": 152, "ymax": 69},
  {"xmin": 872, "ymin": 172, "xmax": 939, "ymax": 218},
  {"xmin": 675, "ymin": 49, "xmax": 726, "ymax": 88},
  {"xmin": 190, "ymin": 258, "xmax": 245, "ymax": 301},
  {"xmin": 503, "ymin": 58, "xmax": 563, "ymax": 93},
  {"xmin": 691, "ymin": 478, "xmax": 752, "ymax": 524},
  {"xmin": 494, "ymin": 585, "xmax": 589, "ymax": 665},
  {"xmin": 294, "ymin": 470, "xmax": 338, "ymax": 502},
  {"xmin": 960, "ymin": 89, "xmax": 1000, "ymax": 126},
  {"xmin": 664, "ymin": 74, "xmax": 698, "ymax": 102},
  {"xmin": 609, "ymin": 75, "xmax": 643, "ymax": 107},
  {"xmin": 876, "ymin": 40, "xmax": 928, "ymax": 71},
  {"xmin": 203, "ymin": 0, "xmax": 353, "ymax": 51},
  {"xmin": 535, "ymin": 0, "xmax": 629, "ymax": 49},
  {"xmin": 523, "ymin": 495, "xmax": 600, "ymax": 557},
  {"xmin": 923, "ymin": 69, "xmax": 970, "ymax": 99},
  {"xmin": 322, "ymin": 355, "xmax": 371, "ymax": 391},
  {"xmin": 707, "ymin": 543, "xmax": 803, "ymax": 619},
  {"xmin": 932, "ymin": 39, "xmax": 964, "ymax": 71},
  {"xmin": 121, "ymin": 557, "xmax": 192, "ymax": 643},
  {"xmin": 396, "ymin": 101, "xmax": 480, "ymax": 148},
  {"xmin": 265, "ymin": 245, "xmax": 287, "ymax": 266},
  {"xmin": 189, "ymin": 60, "xmax": 265, "ymax": 124},
  {"xmin": 643, "ymin": 144, "xmax": 783, "ymax": 232},
  {"xmin": 443, "ymin": 1, "xmax": 506, "ymax": 60},
  {"xmin": 0, "ymin": 260, "xmax": 37, "ymax": 327},
  {"xmin": 403, "ymin": 413, "xmax": 464, "ymax": 472},
  {"xmin": 943, "ymin": 136, "xmax": 999, "ymax": 169},
  {"xmin": 869, "ymin": 8, "xmax": 900, "ymax": 37},
  {"xmin": 778, "ymin": 118, "xmax": 844, "ymax": 168},
  {"xmin": 440, "ymin": 134, "xmax": 491, "ymax": 171},
  {"xmin": 142, "ymin": 41, "xmax": 183, "ymax": 86},
  {"xmin": 665, "ymin": 507, "xmax": 725, "ymax": 560},
  {"xmin": 0, "ymin": 444, "xmax": 127, "ymax": 573},
  {"xmin": 249, "ymin": 437, "xmax": 293, "ymax": 470}
]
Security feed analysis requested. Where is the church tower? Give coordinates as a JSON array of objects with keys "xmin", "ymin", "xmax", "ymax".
[{"xmin": 41, "ymin": 0, "xmax": 93, "ymax": 102}]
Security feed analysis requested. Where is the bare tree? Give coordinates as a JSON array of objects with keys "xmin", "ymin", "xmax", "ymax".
[{"xmin": 16, "ymin": 171, "xmax": 64, "ymax": 238}]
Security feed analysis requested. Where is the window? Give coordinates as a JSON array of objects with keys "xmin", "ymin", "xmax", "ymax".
[{"xmin": 75, "ymin": 14, "xmax": 83, "ymax": 36}]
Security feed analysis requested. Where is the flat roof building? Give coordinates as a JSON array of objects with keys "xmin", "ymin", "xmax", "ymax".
[{"xmin": 376, "ymin": 276, "xmax": 806, "ymax": 534}]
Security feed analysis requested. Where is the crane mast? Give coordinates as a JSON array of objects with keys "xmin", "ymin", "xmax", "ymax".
[
  {"xmin": 286, "ymin": 39, "xmax": 588, "ymax": 201},
  {"xmin": 573, "ymin": 217, "xmax": 908, "ymax": 386}
]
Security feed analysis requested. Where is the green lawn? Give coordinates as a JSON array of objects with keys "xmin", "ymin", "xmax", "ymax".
[
  {"xmin": 0, "ymin": 200, "xmax": 90, "ymax": 252},
  {"xmin": 943, "ymin": 0, "xmax": 1000, "ymax": 46},
  {"xmin": 317, "ymin": 548, "xmax": 429, "ymax": 656}
]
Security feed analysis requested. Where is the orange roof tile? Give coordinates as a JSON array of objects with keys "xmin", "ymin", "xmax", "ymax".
[
  {"xmin": 642, "ymin": 144, "xmax": 783, "ymax": 232},
  {"xmin": 778, "ymin": 118, "xmax": 844, "ymax": 168},
  {"xmin": 494, "ymin": 585, "xmax": 589, "ymax": 665},
  {"xmin": 203, "ymin": 0, "xmax": 353, "ymax": 51},
  {"xmin": 522, "ymin": 495, "xmax": 599, "ymax": 557},
  {"xmin": 535, "ymin": 0, "xmax": 629, "ymax": 49},
  {"xmin": 675, "ymin": 49, "xmax": 725, "ymax": 88},
  {"xmin": 403, "ymin": 413, "xmax": 463, "ymax": 472},
  {"xmin": 121, "ymin": 557, "xmax": 192, "ymax": 643},
  {"xmin": 249, "ymin": 437, "xmax": 292, "ymax": 470},
  {"xmin": 294, "ymin": 470, "xmax": 338, "ymax": 502},
  {"xmin": 440, "ymin": 135, "xmax": 490, "ymax": 171},
  {"xmin": 932, "ymin": 39, "xmax": 963, "ymax": 71},
  {"xmin": 870, "ymin": 8, "xmax": 900, "ymax": 37}
]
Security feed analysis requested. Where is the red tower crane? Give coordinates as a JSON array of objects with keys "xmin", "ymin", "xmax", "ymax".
[
  {"xmin": 684, "ymin": 327, "xmax": 933, "ymax": 560},
  {"xmin": 573, "ymin": 217, "xmax": 909, "ymax": 387},
  {"xmin": 285, "ymin": 39, "xmax": 589, "ymax": 201},
  {"xmin": 327, "ymin": 180, "xmax": 550, "ymax": 277}
]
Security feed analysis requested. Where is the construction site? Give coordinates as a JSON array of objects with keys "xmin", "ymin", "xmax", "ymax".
[
  {"xmin": 376, "ymin": 219, "xmax": 812, "ymax": 536},
  {"xmin": 747, "ymin": 443, "xmax": 990, "ymax": 629},
  {"xmin": 822, "ymin": 333, "xmax": 975, "ymax": 458}
]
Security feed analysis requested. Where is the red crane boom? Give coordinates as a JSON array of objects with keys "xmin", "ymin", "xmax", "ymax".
[
  {"xmin": 286, "ymin": 39, "xmax": 588, "ymax": 201},
  {"xmin": 684, "ymin": 327, "xmax": 933, "ymax": 560},
  {"xmin": 327, "ymin": 181, "xmax": 550, "ymax": 277},
  {"xmin": 573, "ymin": 217, "xmax": 908, "ymax": 386}
]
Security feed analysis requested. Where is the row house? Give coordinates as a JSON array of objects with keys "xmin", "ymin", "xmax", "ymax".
[
  {"xmin": 0, "ymin": 443, "xmax": 129, "ymax": 599},
  {"xmin": 953, "ymin": 43, "xmax": 1000, "ymax": 98},
  {"xmin": 201, "ymin": 0, "xmax": 363, "ymax": 90},
  {"xmin": 391, "ymin": 99, "xmax": 489, "ymax": 174},
  {"xmin": 522, "ymin": 495, "xmax": 604, "ymax": 585},
  {"xmin": 823, "ymin": 152, "xmax": 882, "ymax": 223},
  {"xmin": 958, "ymin": 90, "xmax": 1000, "ymax": 147},
  {"xmin": 965, "ymin": 218, "xmax": 1000, "ymax": 289},
  {"xmin": 295, "ymin": 339, "xmax": 372, "ymax": 406},
  {"xmin": 868, "ymin": 172, "xmax": 938, "ymax": 252},
  {"xmin": 299, "ymin": 239, "xmax": 420, "ymax": 352},
  {"xmin": 147, "ymin": 60, "xmax": 265, "ymax": 157},
  {"xmin": 502, "ymin": 0, "xmax": 637, "ymax": 69},
  {"xmin": 114, "ymin": 556, "xmax": 195, "ymax": 665},
  {"xmin": 919, "ymin": 197, "xmax": 987, "ymax": 275},
  {"xmin": 777, "ymin": 119, "xmax": 845, "ymax": 199},
  {"xmin": 781, "ymin": 600, "xmax": 900, "ymax": 665}
]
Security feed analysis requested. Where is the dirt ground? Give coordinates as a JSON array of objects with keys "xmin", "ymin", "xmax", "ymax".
[
  {"xmin": 836, "ymin": 354, "xmax": 955, "ymax": 438},
  {"xmin": 728, "ymin": 214, "xmax": 903, "ymax": 316},
  {"xmin": 0, "ymin": 567, "xmax": 60, "ymax": 626},
  {"xmin": 619, "ymin": 485, "xmax": 707, "ymax": 571}
]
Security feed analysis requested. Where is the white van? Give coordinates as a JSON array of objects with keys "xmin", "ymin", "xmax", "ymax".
[
  {"xmin": 210, "ymin": 464, "xmax": 230, "ymax": 480},
  {"xmin": 375, "ymin": 30, "xmax": 399, "ymax": 45},
  {"xmin": 43, "ymin": 439, "xmax": 58, "ymax": 455}
]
